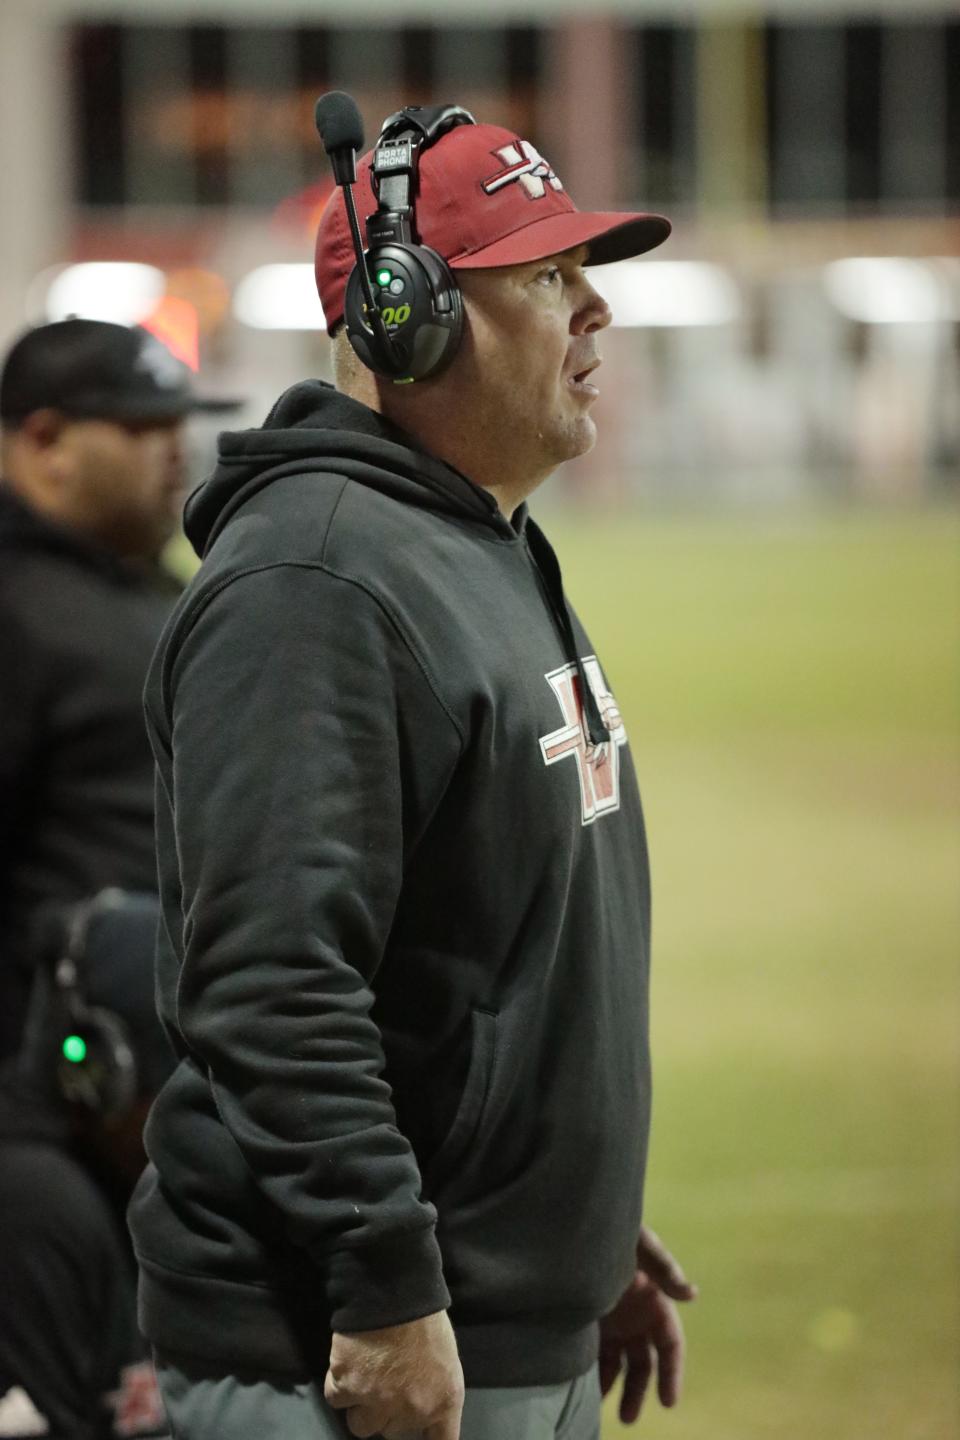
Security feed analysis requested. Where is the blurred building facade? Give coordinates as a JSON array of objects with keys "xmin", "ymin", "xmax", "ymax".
[{"xmin": 1, "ymin": 0, "xmax": 957, "ymax": 503}]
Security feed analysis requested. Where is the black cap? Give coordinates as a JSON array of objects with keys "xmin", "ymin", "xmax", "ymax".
[{"xmin": 0, "ymin": 318, "xmax": 240, "ymax": 425}]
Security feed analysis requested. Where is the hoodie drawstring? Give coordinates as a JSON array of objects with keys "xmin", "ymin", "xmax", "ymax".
[{"xmin": 523, "ymin": 526, "xmax": 610, "ymax": 748}]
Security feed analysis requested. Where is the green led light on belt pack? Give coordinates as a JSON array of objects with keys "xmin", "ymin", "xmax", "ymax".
[{"xmin": 62, "ymin": 1034, "xmax": 87, "ymax": 1064}]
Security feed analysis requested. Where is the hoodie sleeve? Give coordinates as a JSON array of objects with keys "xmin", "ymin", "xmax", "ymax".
[{"xmin": 161, "ymin": 561, "xmax": 461, "ymax": 1332}]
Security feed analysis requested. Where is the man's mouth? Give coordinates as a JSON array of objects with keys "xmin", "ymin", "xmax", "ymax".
[{"xmin": 567, "ymin": 359, "xmax": 601, "ymax": 395}]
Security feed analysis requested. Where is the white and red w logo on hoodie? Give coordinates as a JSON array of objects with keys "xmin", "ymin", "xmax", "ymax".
[{"xmin": 539, "ymin": 657, "xmax": 627, "ymax": 824}]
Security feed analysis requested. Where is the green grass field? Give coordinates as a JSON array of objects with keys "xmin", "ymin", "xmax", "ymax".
[{"xmin": 545, "ymin": 506, "xmax": 960, "ymax": 1440}]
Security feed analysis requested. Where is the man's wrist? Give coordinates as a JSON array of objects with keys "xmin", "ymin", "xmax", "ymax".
[{"xmin": 323, "ymin": 1228, "xmax": 450, "ymax": 1334}]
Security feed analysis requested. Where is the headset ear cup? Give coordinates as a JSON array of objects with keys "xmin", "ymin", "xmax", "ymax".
[
  {"xmin": 408, "ymin": 245, "xmax": 463, "ymax": 382},
  {"xmin": 344, "ymin": 243, "xmax": 463, "ymax": 383},
  {"xmin": 343, "ymin": 272, "xmax": 399, "ymax": 379}
]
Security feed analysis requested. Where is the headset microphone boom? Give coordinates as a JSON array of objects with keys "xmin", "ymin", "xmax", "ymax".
[{"xmin": 314, "ymin": 93, "xmax": 403, "ymax": 375}]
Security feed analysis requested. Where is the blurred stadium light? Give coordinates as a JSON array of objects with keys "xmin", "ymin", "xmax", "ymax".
[
  {"xmin": 233, "ymin": 263, "xmax": 326, "ymax": 330},
  {"xmin": 229, "ymin": 259, "xmax": 743, "ymax": 332},
  {"xmin": 592, "ymin": 260, "xmax": 742, "ymax": 327},
  {"xmin": 823, "ymin": 257, "xmax": 957, "ymax": 323},
  {"xmin": 38, "ymin": 262, "xmax": 166, "ymax": 325}
]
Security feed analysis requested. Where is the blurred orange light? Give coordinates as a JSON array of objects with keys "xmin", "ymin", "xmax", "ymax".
[
  {"xmin": 142, "ymin": 296, "xmax": 200, "ymax": 372},
  {"xmin": 165, "ymin": 268, "xmax": 231, "ymax": 336}
]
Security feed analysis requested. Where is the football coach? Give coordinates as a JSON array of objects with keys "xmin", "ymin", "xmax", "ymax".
[{"xmin": 130, "ymin": 95, "xmax": 698, "ymax": 1440}]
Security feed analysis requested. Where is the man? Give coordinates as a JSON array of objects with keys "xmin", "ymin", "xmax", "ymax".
[
  {"xmin": 130, "ymin": 109, "xmax": 697, "ymax": 1440},
  {"xmin": 0, "ymin": 889, "xmax": 174, "ymax": 1439},
  {"xmin": 0, "ymin": 319, "xmax": 227, "ymax": 1061}
]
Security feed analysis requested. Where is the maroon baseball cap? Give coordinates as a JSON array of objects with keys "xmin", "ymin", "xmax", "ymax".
[{"xmin": 315, "ymin": 122, "xmax": 671, "ymax": 335}]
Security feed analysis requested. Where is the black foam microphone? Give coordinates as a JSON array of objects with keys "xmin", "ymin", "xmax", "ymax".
[
  {"xmin": 314, "ymin": 90, "xmax": 399, "ymax": 364},
  {"xmin": 314, "ymin": 91, "xmax": 364, "ymax": 185}
]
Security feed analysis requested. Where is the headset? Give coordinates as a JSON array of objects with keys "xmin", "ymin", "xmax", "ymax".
[
  {"xmin": 18, "ymin": 889, "xmax": 138, "ymax": 1120},
  {"xmin": 316, "ymin": 93, "xmax": 475, "ymax": 384}
]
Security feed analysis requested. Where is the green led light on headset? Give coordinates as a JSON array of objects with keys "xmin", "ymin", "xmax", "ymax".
[
  {"xmin": 62, "ymin": 1034, "xmax": 88, "ymax": 1064},
  {"xmin": 376, "ymin": 269, "xmax": 392, "ymax": 286}
]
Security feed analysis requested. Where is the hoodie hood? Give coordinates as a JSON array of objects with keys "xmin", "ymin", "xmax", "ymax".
[
  {"xmin": 184, "ymin": 380, "xmax": 609, "ymax": 744},
  {"xmin": 185, "ymin": 380, "xmax": 512, "ymax": 559}
]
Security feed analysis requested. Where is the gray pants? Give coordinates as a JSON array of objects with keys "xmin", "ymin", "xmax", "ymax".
[{"xmin": 155, "ymin": 1355, "xmax": 602, "ymax": 1440}]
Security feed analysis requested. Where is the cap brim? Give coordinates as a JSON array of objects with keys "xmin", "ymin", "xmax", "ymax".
[
  {"xmin": 191, "ymin": 396, "xmax": 246, "ymax": 414},
  {"xmin": 449, "ymin": 210, "xmax": 671, "ymax": 271},
  {"xmin": 64, "ymin": 393, "xmax": 245, "ymax": 422}
]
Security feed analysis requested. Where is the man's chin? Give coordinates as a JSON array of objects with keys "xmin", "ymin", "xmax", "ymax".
[
  {"xmin": 560, "ymin": 416, "xmax": 598, "ymax": 462},
  {"xmin": 523, "ymin": 416, "xmax": 598, "ymax": 484}
]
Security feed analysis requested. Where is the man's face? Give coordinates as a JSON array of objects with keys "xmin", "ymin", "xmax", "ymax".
[
  {"xmin": 58, "ymin": 415, "xmax": 186, "ymax": 561},
  {"xmin": 454, "ymin": 244, "xmax": 613, "ymax": 479}
]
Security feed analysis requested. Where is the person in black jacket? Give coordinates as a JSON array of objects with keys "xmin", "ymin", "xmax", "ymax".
[
  {"xmin": 0, "ymin": 890, "xmax": 174, "ymax": 1440},
  {"xmin": 0, "ymin": 319, "xmax": 229, "ymax": 1063},
  {"xmin": 131, "ymin": 104, "xmax": 698, "ymax": 1440}
]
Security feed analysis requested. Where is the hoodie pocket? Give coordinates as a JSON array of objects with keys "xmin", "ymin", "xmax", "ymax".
[{"xmin": 423, "ymin": 1008, "xmax": 498, "ymax": 1196}]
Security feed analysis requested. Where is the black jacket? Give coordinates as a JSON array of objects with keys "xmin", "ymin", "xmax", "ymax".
[
  {"xmin": 129, "ymin": 382, "xmax": 653, "ymax": 1387},
  {"xmin": 0, "ymin": 1073, "xmax": 168, "ymax": 1439},
  {"xmin": 0, "ymin": 488, "xmax": 177, "ymax": 1059}
]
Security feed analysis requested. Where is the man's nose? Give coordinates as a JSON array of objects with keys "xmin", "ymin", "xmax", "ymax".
[{"xmin": 575, "ymin": 282, "xmax": 613, "ymax": 334}]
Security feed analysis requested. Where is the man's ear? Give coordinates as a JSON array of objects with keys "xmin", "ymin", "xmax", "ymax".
[{"xmin": 19, "ymin": 408, "xmax": 68, "ymax": 450}]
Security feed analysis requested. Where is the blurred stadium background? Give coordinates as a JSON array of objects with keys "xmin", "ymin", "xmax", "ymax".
[{"xmin": 1, "ymin": 0, "xmax": 957, "ymax": 1435}]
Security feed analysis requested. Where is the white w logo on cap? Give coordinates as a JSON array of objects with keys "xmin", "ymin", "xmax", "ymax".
[
  {"xmin": 135, "ymin": 333, "xmax": 184, "ymax": 390},
  {"xmin": 482, "ymin": 141, "xmax": 564, "ymax": 201}
]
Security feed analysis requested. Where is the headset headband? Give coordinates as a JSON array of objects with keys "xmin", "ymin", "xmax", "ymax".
[{"xmin": 369, "ymin": 105, "xmax": 475, "ymax": 247}]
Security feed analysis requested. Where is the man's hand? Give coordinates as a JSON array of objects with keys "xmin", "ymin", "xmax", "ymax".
[
  {"xmin": 324, "ymin": 1309, "xmax": 464, "ymax": 1439},
  {"xmin": 598, "ymin": 1226, "xmax": 698, "ymax": 1425}
]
